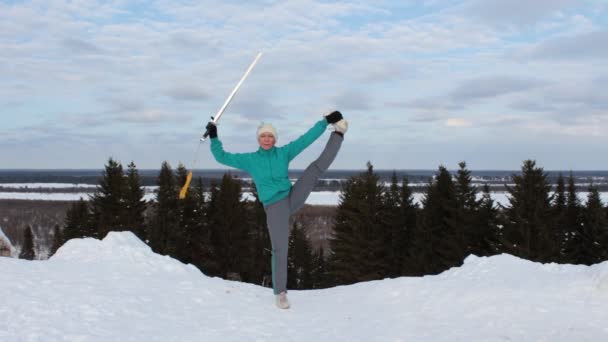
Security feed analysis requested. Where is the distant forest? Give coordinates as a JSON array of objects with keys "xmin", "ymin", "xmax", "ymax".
[{"xmin": 2, "ymin": 168, "xmax": 608, "ymax": 192}]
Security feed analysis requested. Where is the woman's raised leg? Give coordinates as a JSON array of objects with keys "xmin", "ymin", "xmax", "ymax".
[{"xmin": 289, "ymin": 132, "xmax": 343, "ymax": 213}]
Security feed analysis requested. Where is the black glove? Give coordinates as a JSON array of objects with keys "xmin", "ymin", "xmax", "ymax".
[
  {"xmin": 325, "ymin": 110, "xmax": 343, "ymax": 124},
  {"xmin": 206, "ymin": 122, "xmax": 217, "ymax": 139}
]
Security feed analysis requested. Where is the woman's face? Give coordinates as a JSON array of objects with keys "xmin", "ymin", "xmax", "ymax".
[{"xmin": 258, "ymin": 132, "xmax": 276, "ymax": 150}]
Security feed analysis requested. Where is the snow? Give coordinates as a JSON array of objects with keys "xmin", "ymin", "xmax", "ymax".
[
  {"xmin": 1, "ymin": 232, "xmax": 607, "ymax": 341},
  {"xmin": 2, "ymin": 187, "xmax": 608, "ymax": 208},
  {"xmin": 0, "ymin": 183, "xmax": 98, "ymax": 189},
  {"xmin": 0, "ymin": 192, "xmax": 95, "ymax": 201},
  {"xmin": 0, "ymin": 226, "xmax": 16, "ymax": 257}
]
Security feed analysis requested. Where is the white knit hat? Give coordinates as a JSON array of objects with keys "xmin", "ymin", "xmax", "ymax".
[{"xmin": 257, "ymin": 122, "xmax": 278, "ymax": 140}]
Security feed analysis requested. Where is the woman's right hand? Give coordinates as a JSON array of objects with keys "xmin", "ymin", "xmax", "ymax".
[{"xmin": 206, "ymin": 122, "xmax": 218, "ymax": 139}]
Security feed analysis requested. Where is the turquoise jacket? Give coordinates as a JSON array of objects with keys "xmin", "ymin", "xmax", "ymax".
[{"xmin": 210, "ymin": 119, "xmax": 328, "ymax": 206}]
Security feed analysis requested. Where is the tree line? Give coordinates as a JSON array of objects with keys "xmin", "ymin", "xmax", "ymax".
[{"xmin": 48, "ymin": 158, "xmax": 608, "ymax": 290}]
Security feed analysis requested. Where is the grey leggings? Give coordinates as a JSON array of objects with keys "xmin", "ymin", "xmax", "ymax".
[{"xmin": 264, "ymin": 132, "xmax": 343, "ymax": 294}]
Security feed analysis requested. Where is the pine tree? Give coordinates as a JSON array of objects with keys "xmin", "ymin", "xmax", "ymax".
[
  {"xmin": 20, "ymin": 226, "xmax": 35, "ymax": 260},
  {"xmin": 382, "ymin": 172, "xmax": 405, "ymax": 278},
  {"xmin": 311, "ymin": 246, "xmax": 328, "ymax": 289},
  {"xmin": 207, "ymin": 174, "xmax": 250, "ymax": 280},
  {"xmin": 415, "ymin": 165, "xmax": 465, "ymax": 274},
  {"xmin": 473, "ymin": 184, "xmax": 500, "ymax": 256},
  {"xmin": 502, "ymin": 160, "xmax": 556, "ymax": 262},
  {"xmin": 125, "ymin": 161, "xmax": 147, "ymax": 241},
  {"xmin": 455, "ymin": 162, "xmax": 479, "ymax": 211},
  {"xmin": 562, "ymin": 173, "xmax": 585, "ymax": 263},
  {"xmin": 552, "ymin": 173, "xmax": 567, "ymax": 261},
  {"xmin": 171, "ymin": 164, "xmax": 193, "ymax": 261},
  {"xmin": 329, "ymin": 162, "xmax": 387, "ymax": 284},
  {"xmin": 399, "ymin": 176, "xmax": 419, "ymax": 276},
  {"xmin": 63, "ymin": 198, "xmax": 92, "ymax": 241},
  {"xmin": 90, "ymin": 158, "xmax": 128, "ymax": 238},
  {"xmin": 382, "ymin": 172, "xmax": 419, "ymax": 277},
  {"xmin": 150, "ymin": 161, "xmax": 179, "ymax": 255},
  {"xmin": 579, "ymin": 184, "xmax": 607, "ymax": 264},
  {"xmin": 186, "ymin": 177, "xmax": 215, "ymax": 274},
  {"xmin": 454, "ymin": 161, "xmax": 481, "ymax": 257},
  {"xmin": 287, "ymin": 221, "xmax": 314, "ymax": 290}
]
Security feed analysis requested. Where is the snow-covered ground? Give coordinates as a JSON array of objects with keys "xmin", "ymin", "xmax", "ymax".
[
  {"xmin": 1, "ymin": 232, "xmax": 607, "ymax": 341},
  {"xmin": 0, "ymin": 183, "xmax": 98, "ymax": 189}
]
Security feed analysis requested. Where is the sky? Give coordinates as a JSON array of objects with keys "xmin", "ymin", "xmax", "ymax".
[
  {"xmin": 1, "ymin": 0, "xmax": 607, "ymax": 170},
  {"xmin": 1, "ymin": 231, "xmax": 607, "ymax": 340}
]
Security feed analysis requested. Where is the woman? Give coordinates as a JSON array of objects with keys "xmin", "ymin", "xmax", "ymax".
[{"xmin": 206, "ymin": 111, "xmax": 347, "ymax": 309}]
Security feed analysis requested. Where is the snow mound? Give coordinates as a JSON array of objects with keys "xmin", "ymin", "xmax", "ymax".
[
  {"xmin": 52, "ymin": 231, "xmax": 152, "ymax": 262},
  {"xmin": 0, "ymin": 226, "xmax": 16, "ymax": 257},
  {"xmin": 51, "ymin": 231, "xmax": 200, "ymax": 276},
  {"xmin": 438, "ymin": 253, "xmax": 608, "ymax": 291}
]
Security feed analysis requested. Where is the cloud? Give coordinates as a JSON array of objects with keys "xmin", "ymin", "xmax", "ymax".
[
  {"xmin": 450, "ymin": 76, "xmax": 547, "ymax": 102},
  {"xmin": 403, "ymin": 76, "xmax": 549, "ymax": 124},
  {"xmin": 0, "ymin": 121, "xmax": 115, "ymax": 148},
  {"xmin": 522, "ymin": 30, "xmax": 608, "ymax": 60},
  {"xmin": 117, "ymin": 110, "xmax": 186, "ymax": 123},
  {"xmin": 445, "ymin": 118, "xmax": 472, "ymax": 127},
  {"xmin": 508, "ymin": 99, "xmax": 556, "ymax": 113},
  {"xmin": 166, "ymin": 86, "xmax": 210, "ymax": 101},
  {"xmin": 62, "ymin": 38, "xmax": 103, "ymax": 55},
  {"xmin": 331, "ymin": 90, "xmax": 373, "ymax": 112},
  {"xmin": 393, "ymin": 98, "xmax": 464, "ymax": 124},
  {"xmin": 464, "ymin": 0, "xmax": 581, "ymax": 28},
  {"xmin": 228, "ymin": 98, "xmax": 286, "ymax": 122}
]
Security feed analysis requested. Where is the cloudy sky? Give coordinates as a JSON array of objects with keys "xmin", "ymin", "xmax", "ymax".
[{"xmin": 1, "ymin": 0, "xmax": 607, "ymax": 170}]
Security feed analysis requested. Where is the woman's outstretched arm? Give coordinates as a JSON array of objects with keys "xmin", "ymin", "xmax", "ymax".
[
  {"xmin": 208, "ymin": 122, "xmax": 250, "ymax": 170},
  {"xmin": 284, "ymin": 118, "xmax": 328, "ymax": 161}
]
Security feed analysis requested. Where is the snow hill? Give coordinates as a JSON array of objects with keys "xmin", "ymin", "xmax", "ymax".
[{"xmin": 1, "ymin": 232, "xmax": 608, "ymax": 341}]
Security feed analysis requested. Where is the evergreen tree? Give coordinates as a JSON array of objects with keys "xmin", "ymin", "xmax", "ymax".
[
  {"xmin": 455, "ymin": 161, "xmax": 479, "ymax": 211},
  {"xmin": 125, "ymin": 161, "xmax": 147, "ymax": 240},
  {"xmin": 454, "ymin": 161, "xmax": 481, "ymax": 257},
  {"xmin": 185, "ymin": 177, "xmax": 216, "ymax": 275},
  {"xmin": 149, "ymin": 161, "xmax": 179, "ymax": 255},
  {"xmin": 287, "ymin": 221, "xmax": 314, "ymax": 290},
  {"xmin": 562, "ymin": 173, "xmax": 584, "ymax": 263},
  {"xmin": 502, "ymin": 160, "xmax": 555, "ymax": 262},
  {"xmin": 382, "ymin": 173, "xmax": 419, "ymax": 277},
  {"xmin": 63, "ymin": 198, "xmax": 92, "ymax": 241},
  {"xmin": 207, "ymin": 174, "xmax": 250, "ymax": 280},
  {"xmin": 415, "ymin": 165, "xmax": 465, "ymax": 275},
  {"xmin": 171, "ymin": 164, "xmax": 192, "ymax": 260},
  {"xmin": 473, "ymin": 184, "xmax": 500, "ymax": 256},
  {"xmin": 329, "ymin": 162, "xmax": 387, "ymax": 284},
  {"xmin": 204, "ymin": 180, "xmax": 222, "ymax": 276},
  {"xmin": 578, "ymin": 184, "xmax": 607, "ymax": 264},
  {"xmin": 398, "ymin": 176, "xmax": 420, "ymax": 276},
  {"xmin": 382, "ymin": 172, "xmax": 406, "ymax": 278},
  {"xmin": 311, "ymin": 246, "xmax": 328, "ymax": 289},
  {"xmin": 20, "ymin": 226, "xmax": 35, "ymax": 260},
  {"xmin": 552, "ymin": 173, "xmax": 567, "ymax": 261},
  {"xmin": 89, "ymin": 158, "xmax": 128, "ymax": 238}
]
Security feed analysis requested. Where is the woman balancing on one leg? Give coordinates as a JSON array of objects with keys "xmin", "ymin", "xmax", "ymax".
[{"xmin": 206, "ymin": 111, "xmax": 348, "ymax": 309}]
